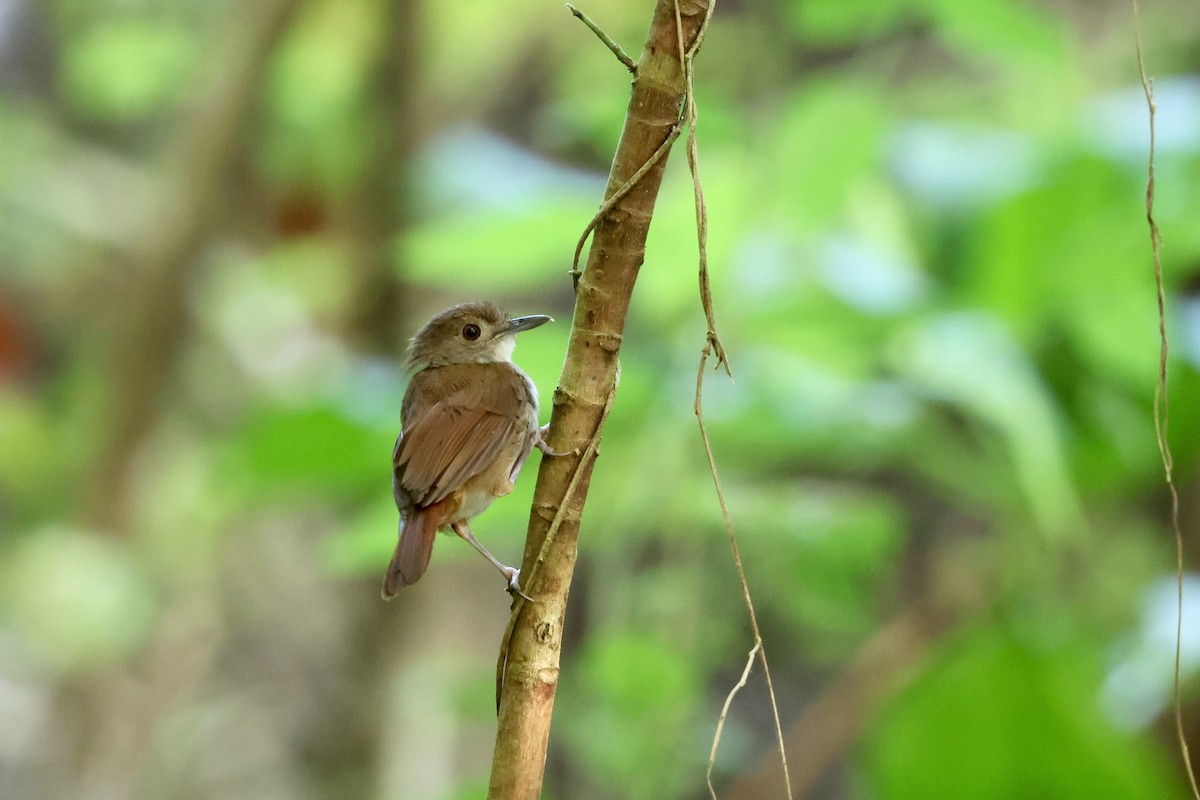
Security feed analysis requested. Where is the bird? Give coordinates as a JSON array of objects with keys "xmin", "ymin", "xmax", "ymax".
[{"xmin": 381, "ymin": 301, "xmax": 555, "ymax": 600}]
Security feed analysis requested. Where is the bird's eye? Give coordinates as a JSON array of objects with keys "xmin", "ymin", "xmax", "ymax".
[{"xmin": 462, "ymin": 324, "xmax": 482, "ymax": 340}]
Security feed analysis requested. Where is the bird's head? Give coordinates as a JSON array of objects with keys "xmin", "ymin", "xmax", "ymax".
[{"xmin": 407, "ymin": 302, "xmax": 552, "ymax": 370}]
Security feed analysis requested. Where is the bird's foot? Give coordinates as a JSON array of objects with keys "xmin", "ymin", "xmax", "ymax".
[
  {"xmin": 535, "ymin": 424, "xmax": 577, "ymax": 457},
  {"xmin": 502, "ymin": 567, "xmax": 534, "ymax": 602}
]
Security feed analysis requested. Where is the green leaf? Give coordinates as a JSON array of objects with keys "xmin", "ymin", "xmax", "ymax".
[
  {"xmin": 736, "ymin": 481, "xmax": 905, "ymax": 649},
  {"xmin": 561, "ymin": 632, "xmax": 704, "ymax": 800},
  {"xmin": 0, "ymin": 388, "xmax": 60, "ymax": 519},
  {"xmin": 864, "ymin": 626, "xmax": 1184, "ymax": 800},
  {"xmin": 260, "ymin": 0, "xmax": 380, "ymax": 190},
  {"xmin": 319, "ymin": 495, "xmax": 396, "ymax": 576},
  {"xmin": 787, "ymin": 0, "xmax": 908, "ymax": 43},
  {"xmin": 228, "ymin": 404, "xmax": 384, "ymax": 497},
  {"xmin": 401, "ymin": 198, "xmax": 598, "ymax": 291},
  {"xmin": 767, "ymin": 81, "xmax": 889, "ymax": 231},
  {"xmin": 890, "ymin": 313, "xmax": 1084, "ymax": 539},
  {"xmin": 922, "ymin": 0, "xmax": 1067, "ymax": 68},
  {"xmin": 63, "ymin": 20, "xmax": 197, "ymax": 120}
]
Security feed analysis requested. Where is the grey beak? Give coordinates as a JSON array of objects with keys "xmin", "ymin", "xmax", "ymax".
[{"xmin": 502, "ymin": 314, "xmax": 553, "ymax": 335}]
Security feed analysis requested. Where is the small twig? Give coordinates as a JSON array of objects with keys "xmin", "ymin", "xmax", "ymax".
[
  {"xmin": 495, "ymin": 371, "xmax": 619, "ymax": 709},
  {"xmin": 707, "ymin": 642, "xmax": 760, "ymax": 799},
  {"xmin": 570, "ymin": 124, "xmax": 682, "ymax": 288},
  {"xmin": 1131, "ymin": 2, "xmax": 1200, "ymax": 797},
  {"xmin": 565, "ymin": 3, "xmax": 638, "ymax": 73}
]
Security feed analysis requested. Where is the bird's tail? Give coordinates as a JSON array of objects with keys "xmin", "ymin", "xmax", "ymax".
[{"xmin": 381, "ymin": 506, "xmax": 440, "ymax": 599}]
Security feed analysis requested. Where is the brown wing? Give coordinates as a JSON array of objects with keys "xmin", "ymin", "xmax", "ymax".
[{"xmin": 393, "ymin": 366, "xmax": 529, "ymax": 508}]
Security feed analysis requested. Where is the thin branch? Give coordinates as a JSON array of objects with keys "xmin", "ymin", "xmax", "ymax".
[
  {"xmin": 565, "ymin": 3, "xmax": 638, "ymax": 72},
  {"xmin": 707, "ymin": 643, "xmax": 760, "ymax": 799},
  {"xmin": 1131, "ymin": 2, "xmax": 1200, "ymax": 797}
]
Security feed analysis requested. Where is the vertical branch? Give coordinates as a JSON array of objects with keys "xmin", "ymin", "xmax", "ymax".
[{"xmin": 486, "ymin": 2, "xmax": 711, "ymax": 798}]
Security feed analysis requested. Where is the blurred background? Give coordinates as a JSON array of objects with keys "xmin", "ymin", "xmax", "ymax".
[{"xmin": 2, "ymin": 0, "xmax": 1200, "ymax": 797}]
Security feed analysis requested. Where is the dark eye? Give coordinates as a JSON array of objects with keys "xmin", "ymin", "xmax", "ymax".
[{"xmin": 462, "ymin": 324, "xmax": 481, "ymax": 340}]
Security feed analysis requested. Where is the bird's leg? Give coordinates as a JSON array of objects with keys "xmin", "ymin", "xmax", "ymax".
[
  {"xmin": 535, "ymin": 423, "xmax": 576, "ymax": 457},
  {"xmin": 451, "ymin": 521, "xmax": 533, "ymax": 601}
]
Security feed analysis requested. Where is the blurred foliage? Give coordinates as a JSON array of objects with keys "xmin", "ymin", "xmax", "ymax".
[
  {"xmin": 865, "ymin": 625, "xmax": 1181, "ymax": 800},
  {"xmin": 1, "ymin": 0, "xmax": 1200, "ymax": 798}
]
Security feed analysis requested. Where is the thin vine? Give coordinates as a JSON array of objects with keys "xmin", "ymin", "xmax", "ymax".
[
  {"xmin": 670, "ymin": 0, "xmax": 793, "ymax": 795},
  {"xmin": 1131, "ymin": 1, "xmax": 1199, "ymax": 796}
]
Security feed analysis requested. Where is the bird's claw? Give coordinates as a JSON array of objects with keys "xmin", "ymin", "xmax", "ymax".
[
  {"xmin": 503, "ymin": 567, "xmax": 534, "ymax": 602},
  {"xmin": 535, "ymin": 424, "xmax": 577, "ymax": 457}
]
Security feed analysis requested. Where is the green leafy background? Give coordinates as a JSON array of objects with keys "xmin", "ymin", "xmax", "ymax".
[{"xmin": 1, "ymin": 0, "xmax": 1199, "ymax": 797}]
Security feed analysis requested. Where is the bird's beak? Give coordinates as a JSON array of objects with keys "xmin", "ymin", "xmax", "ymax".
[{"xmin": 502, "ymin": 314, "xmax": 553, "ymax": 336}]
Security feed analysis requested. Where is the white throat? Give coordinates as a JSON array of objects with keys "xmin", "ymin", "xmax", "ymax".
[{"xmin": 482, "ymin": 335, "xmax": 516, "ymax": 363}]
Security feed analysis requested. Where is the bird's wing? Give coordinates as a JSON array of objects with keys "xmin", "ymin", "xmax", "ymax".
[{"xmin": 393, "ymin": 373, "xmax": 525, "ymax": 508}]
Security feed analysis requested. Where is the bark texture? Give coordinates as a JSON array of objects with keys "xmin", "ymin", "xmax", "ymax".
[{"xmin": 487, "ymin": 1, "xmax": 711, "ymax": 797}]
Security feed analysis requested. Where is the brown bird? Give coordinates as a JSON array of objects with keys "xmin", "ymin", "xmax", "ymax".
[{"xmin": 381, "ymin": 302, "xmax": 554, "ymax": 599}]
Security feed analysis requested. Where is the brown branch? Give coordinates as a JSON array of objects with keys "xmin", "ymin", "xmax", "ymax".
[
  {"xmin": 486, "ymin": 1, "xmax": 711, "ymax": 797},
  {"xmin": 565, "ymin": 3, "xmax": 638, "ymax": 73},
  {"xmin": 495, "ymin": 367, "xmax": 617, "ymax": 709},
  {"xmin": 1131, "ymin": 1, "xmax": 1200, "ymax": 796},
  {"xmin": 673, "ymin": 0, "xmax": 727, "ymax": 376}
]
